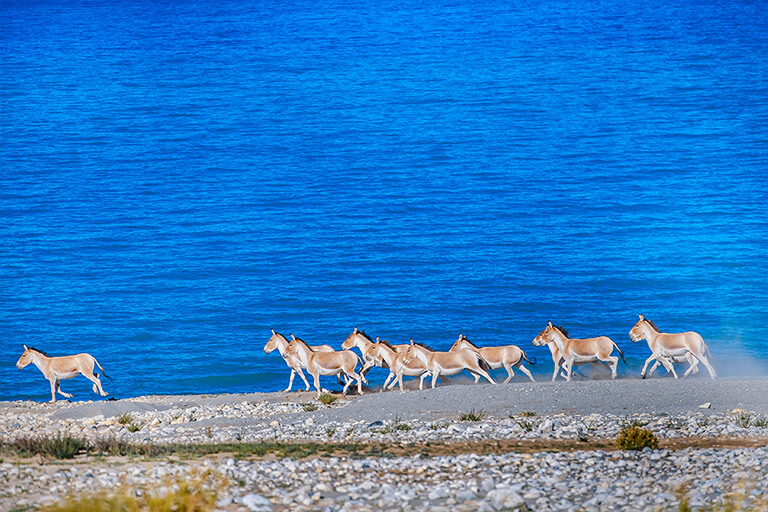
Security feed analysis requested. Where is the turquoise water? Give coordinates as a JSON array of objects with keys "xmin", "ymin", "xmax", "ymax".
[{"xmin": 2, "ymin": 0, "xmax": 767, "ymax": 401}]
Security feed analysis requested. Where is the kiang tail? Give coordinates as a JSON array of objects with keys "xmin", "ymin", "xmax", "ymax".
[
  {"xmin": 94, "ymin": 357, "xmax": 112, "ymax": 380},
  {"xmin": 477, "ymin": 353, "xmax": 491, "ymax": 373},
  {"xmin": 522, "ymin": 350, "xmax": 536, "ymax": 366},
  {"xmin": 612, "ymin": 341, "xmax": 628, "ymax": 367}
]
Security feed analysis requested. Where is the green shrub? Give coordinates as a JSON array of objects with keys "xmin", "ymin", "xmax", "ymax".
[
  {"xmin": 616, "ymin": 425, "xmax": 659, "ymax": 450},
  {"xmin": 127, "ymin": 422, "xmax": 142, "ymax": 433},
  {"xmin": 48, "ymin": 435, "xmax": 87, "ymax": 459},
  {"xmin": 459, "ymin": 409, "xmax": 485, "ymax": 421},
  {"xmin": 302, "ymin": 402, "xmax": 318, "ymax": 412},
  {"xmin": 318, "ymin": 394, "xmax": 337, "ymax": 405},
  {"xmin": 116, "ymin": 412, "xmax": 132, "ymax": 425},
  {"xmin": 517, "ymin": 420, "xmax": 536, "ymax": 432},
  {"xmin": 736, "ymin": 413, "xmax": 752, "ymax": 428}
]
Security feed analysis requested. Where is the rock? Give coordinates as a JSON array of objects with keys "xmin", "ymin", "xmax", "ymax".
[
  {"xmin": 699, "ymin": 403, "xmax": 711, "ymax": 409},
  {"xmin": 486, "ymin": 489, "xmax": 525, "ymax": 510},
  {"xmin": 428, "ymin": 486, "xmax": 450, "ymax": 500},
  {"xmin": 240, "ymin": 493, "xmax": 272, "ymax": 511}
]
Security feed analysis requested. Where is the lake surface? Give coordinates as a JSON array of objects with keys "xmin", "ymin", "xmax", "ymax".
[{"xmin": 2, "ymin": 0, "xmax": 767, "ymax": 401}]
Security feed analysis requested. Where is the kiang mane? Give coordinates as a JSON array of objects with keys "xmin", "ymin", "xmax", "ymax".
[
  {"xmin": 27, "ymin": 346, "xmax": 50, "ymax": 357},
  {"xmin": 460, "ymin": 337, "xmax": 478, "ymax": 348},
  {"xmin": 377, "ymin": 339, "xmax": 396, "ymax": 350},
  {"xmin": 554, "ymin": 325, "xmax": 570, "ymax": 338},
  {"xmin": 413, "ymin": 341, "xmax": 434, "ymax": 351},
  {"xmin": 358, "ymin": 330, "xmax": 373, "ymax": 342},
  {"xmin": 645, "ymin": 318, "xmax": 661, "ymax": 331}
]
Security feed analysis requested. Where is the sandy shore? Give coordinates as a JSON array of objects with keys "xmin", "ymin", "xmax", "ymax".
[{"xmin": 2, "ymin": 378, "xmax": 768, "ymax": 511}]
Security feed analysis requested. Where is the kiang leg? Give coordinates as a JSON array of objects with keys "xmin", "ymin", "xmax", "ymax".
[
  {"xmin": 382, "ymin": 371, "xmax": 395, "ymax": 392},
  {"xmin": 83, "ymin": 370, "xmax": 107, "ymax": 396},
  {"xmin": 551, "ymin": 360, "xmax": 561, "ymax": 382},
  {"xmin": 502, "ymin": 363, "xmax": 515, "ymax": 384},
  {"xmin": 647, "ymin": 360, "xmax": 662, "ymax": 377},
  {"xmin": 640, "ymin": 354, "xmax": 658, "ymax": 378},
  {"xmin": 49, "ymin": 378, "xmax": 57, "ymax": 403},
  {"xmin": 658, "ymin": 355, "xmax": 678, "ymax": 379},
  {"xmin": 55, "ymin": 379, "xmax": 73, "ymax": 399},
  {"xmin": 516, "ymin": 362, "xmax": 535, "ymax": 383}
]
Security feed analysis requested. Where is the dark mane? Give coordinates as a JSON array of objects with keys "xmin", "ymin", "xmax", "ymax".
[
  {"xmin": 459, "ymin": 336, "xmax": 478, "ymax": 348},
  {"xmin": 377, "ymin": 339, "xmax": 396, "ymax": 351},
  {"xmin": 27, "ymin": 346, "xmax": 51, "ymax": 357},
  {"xmin": 553, "ymin": 325, "xmax": 570, "ymax": 338},
  {"xmin": 291, "ymin": 335, "xmax": 308, "ymax": 345},
  {"xmin": 413, "ymin": 341, "xmax": 434, "ymax": 351},
  {"xmin": 358, "ymin": 330, "xmax": 373, "ymax": 342},
  {"xmin": 644, "ymin": 318, "xmax": 660, "ymax": 331}
]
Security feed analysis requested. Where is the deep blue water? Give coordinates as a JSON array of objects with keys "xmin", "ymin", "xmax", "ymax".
[{"xmin": 2, "ymin": 0, "xmax": 767, "ymax": 402}]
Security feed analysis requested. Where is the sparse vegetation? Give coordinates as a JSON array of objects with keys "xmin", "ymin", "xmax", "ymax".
[
  {"xmin": 39, "ymin": 470, "xmax": 223, "ymax": 512},
  {"xmin": 127, "ymin": 422, "xmax": 142, "ymax": 433},
  {"xmin": 428, "ymin": 422, "xmax": 449, "ymax": 430},
  {"xmin": 302, "ymin": 402, "xmax": 319, "ymax": 412},
  {"xmin": 677, "ymin": 479, "xmax": 768, "ymax": 512},
  {"xmin": 521, "ymin": 411, "xmax": 536, "ymax": 417},
  {"xmin": 318, "ymin": 393, "xmax": 338, "ymax": 405},
  {"xmin": 736, "ymin": 413, "xmax": 752, "ymax": 429},
  {"xmin": 116, "ymin": 412, "xmax": 132, "ymax": 425},
  {"xmin": 517, "ymin": 420, "xmax": 537, "ymax": 432},
  {"xmin": 616, "ymin": 425, "xmax": 659, "ymax": 451},
  {"xmin": 752, "ymin": 416, "xmax": 768, "ymax": 428},
  {"xmin": 459, "ymin": 409, "xmax": 485, "ymax": 422}
]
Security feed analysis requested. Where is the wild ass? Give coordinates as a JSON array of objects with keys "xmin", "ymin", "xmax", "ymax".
[
  {"xmin": 533, "ymin": 322, "xmax": 627, "ymax": 381},
  {"xmin": 364, "ymin": 338, "xmax": 432, "ymax": 392},
  {"xmin": 402, "ymin": 340, "xmax": 496, "ymax": 389},
  {"xmin": 450, "ymin": 334, "xmax": 536, "ymax": 383},
  {"xmin": 629, "ymin": 314, "xmax": 716, "ymax": 379},
  {"xmin": 544, "ymin": 341, "xmax": 605, "ymax": 381},
  {"xmin": 342, "ymin": 327, "xmax": 410, "ymax": 374},
  {"xmin": 284, "ymin": 335, "xmax": 365, "ymax": 397},
  {"xmin": 16, "ymin": 345, "xmax": 109, "ymax": 402},
  {"xmin": 264, "ymin": 329, "xmax": 339, "ymax": 392}
]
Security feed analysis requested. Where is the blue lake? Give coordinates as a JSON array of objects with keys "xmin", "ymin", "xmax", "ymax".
[{"xmin": 2, "ymin": 0, "xmax": 767, "ymax": 401}]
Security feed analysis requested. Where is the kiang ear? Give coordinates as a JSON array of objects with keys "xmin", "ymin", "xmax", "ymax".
[
  {"xmin": 410, "ymin": 338, "xmax": 415, "ymax": 345},
  {"xmin": 375, "ymin": 336, "xmax": 380, "ymax": 342},
  {"xmin": 23, "ymin": 344, "xmax": 28, "ymax": 350},
  {"xmin": 353, "ymin": 326, "xmax": 358, "ymax": 333},
  {"xmin": 548, "ymin": 320, "xmax": 553, "ymax": 327},
  {"xmin": 638, "ymin": 314, "xmax": 644, "ymax": 320},
  {"xmin": 290, "ymin": 334, "xmax": 296, "ymax": 340},
  {"xmin": 271, "ymin": 328, "xmax": 276, "ymax": 335}
]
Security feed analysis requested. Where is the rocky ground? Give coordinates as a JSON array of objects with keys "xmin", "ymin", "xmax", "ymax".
[{"xmin": 2, "ymin": 378, "xmax": 768, "ymax": 510}]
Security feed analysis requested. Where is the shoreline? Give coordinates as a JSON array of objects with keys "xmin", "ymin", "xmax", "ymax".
[{"xmin": 3, "ymin": 379, "xmax": 768, "ymax": 511}]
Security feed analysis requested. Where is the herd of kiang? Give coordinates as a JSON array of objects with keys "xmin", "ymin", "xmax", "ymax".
[
  {"xmin": 15, "ymin": 314, "xmax": 717, "ymax": 402},
  {"xmin": 264, "ymin": 314, "xmax": 717, "ymax": 397}
]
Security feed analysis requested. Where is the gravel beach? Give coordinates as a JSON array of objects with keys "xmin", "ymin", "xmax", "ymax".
[{"xmin": 2, "ymin": 377, "xmax": 768, "ymax": 511}]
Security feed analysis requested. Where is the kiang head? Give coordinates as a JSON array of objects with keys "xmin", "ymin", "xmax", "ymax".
[
  {"xmin": 16, "ymin": 345, "xmax": 33, "ymax": 369},
  {"xmin": 264, "ymin": 328, "xmax": 284, "ymax": 353},
  {"xmin": 284, "ymin": 340, "xmax": 299, "ymax": 358},
  {"xmin": 450, "ymin": 333, "xmax": 467, "ymax": 351},
  {"xmin": 532, "ymin": 322, "xmax": 557, "ymax": 346},
  {"xmin": 342, "ymin": 326, "xmax": 363, "ymax": 350},
  {"xmin": 629, "ymin": 314, "xmax": 651, "ymax": 342},
  {"xmin": 402, "ymin": 339, "xmax": 418, "ymax": 365},
  {"xmin": 363, "ymin": 342, "xmax": 379, "ymax": 363}
]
